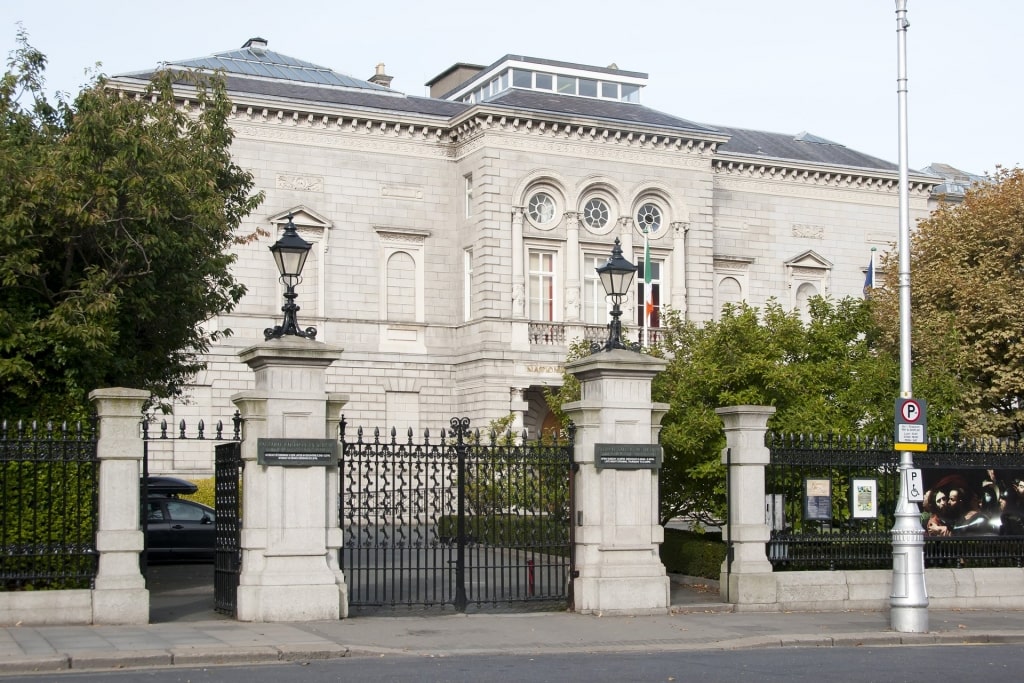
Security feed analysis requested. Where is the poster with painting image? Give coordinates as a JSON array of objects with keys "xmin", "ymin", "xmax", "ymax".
[{"xmin": 921, "ymin": 469, "xmax": 1024, "ymax": 537}]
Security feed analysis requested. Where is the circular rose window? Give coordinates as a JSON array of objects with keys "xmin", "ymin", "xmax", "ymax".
[
  {"xmin": 636, "ymin": 203, "xmax": 662, "ymax": 233},
  {"xmin": 527, "ymin": 192, "xmax": 557, "ymax": 226}
]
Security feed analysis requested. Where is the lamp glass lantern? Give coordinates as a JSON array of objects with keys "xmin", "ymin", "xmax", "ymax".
[
  {"xmin": 593, "ymin": 238, "xmax": 636, "ymax": 351},
  {"xmin": 264, "ymin": 215, "xmax": 317, "ymax": 340},
  {"xmin": 269, "ymin": 222, "xmax": 311, "ymax": 288}
]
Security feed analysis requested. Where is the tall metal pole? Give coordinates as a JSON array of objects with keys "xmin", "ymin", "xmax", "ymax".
[{"xmin": 890, "ymin": 0, "xmax": 928, "ymax": 633}]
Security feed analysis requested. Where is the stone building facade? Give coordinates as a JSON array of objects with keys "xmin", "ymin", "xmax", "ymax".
[{"xmin": 111, "ymin": 39, "xmax": 939, "ymax": 476}]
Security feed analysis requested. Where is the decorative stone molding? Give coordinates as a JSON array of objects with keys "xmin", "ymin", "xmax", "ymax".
[
  {"xmin": 714, "ymin": 255, "xmax": 755, "ymax": 273},
  {"xmin": 276, "ymin": 174, "xmax": 323, "ymax": 192},
  {"xmin": 791, "ymin": 223, "xmax": 824, "ymax": 239},
  {"xmin": 374, "ymin": 227, "xmax": 431, "ymax": 245}
]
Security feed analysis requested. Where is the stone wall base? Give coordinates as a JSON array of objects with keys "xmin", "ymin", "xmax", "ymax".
[
  {"xmin": 237, "ymin": 583, "xmax": 344, "ymax": 622},
  {"xmin": 575, "ymin": 575, "xmax": 671, "ymax": 615},
  {"xmin": 721, "ymin": 567, "xmax": 1024, "ymax": 612},
  {"xmin": 0, "ymin": 590, "xmax": 93, "ymax": 626},
  {"xmin": 0, "ymin": 587, "xmax": 151, "ymax": 626}
]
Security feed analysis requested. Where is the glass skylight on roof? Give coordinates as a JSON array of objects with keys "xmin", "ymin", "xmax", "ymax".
[
  {"xmin": 458, "ymin": 64, "xmax": 644, "ymax": 105},
  {"xmin": 170, "ymin": 45, "xmax": 392, "ymax": 92}
]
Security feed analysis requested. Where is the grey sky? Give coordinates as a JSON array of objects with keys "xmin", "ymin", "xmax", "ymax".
[{"xmin": 2, "ymin": 0, "xmax": 1018, "ymax": 176}]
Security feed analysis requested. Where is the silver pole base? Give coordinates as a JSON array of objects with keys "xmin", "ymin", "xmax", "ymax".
[{"xmin": 891, "ymin": 605, "xmax": 929, "ymax": 633}]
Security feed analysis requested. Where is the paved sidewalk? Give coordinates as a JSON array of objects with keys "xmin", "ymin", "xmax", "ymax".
[{"xmin": 2, "ymin": 579, "xmax": 1023, "ymax": 675}]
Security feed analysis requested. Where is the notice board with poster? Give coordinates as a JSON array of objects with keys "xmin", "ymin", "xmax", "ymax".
[{"xmin": 804, "ymin": 478, "xmax": 832, "ymax": 521}]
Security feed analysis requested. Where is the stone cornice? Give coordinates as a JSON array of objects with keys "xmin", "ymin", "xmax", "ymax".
[
  {"xmin": 117, "ymin": 81, "xmax": 718, "ymax": 163},
  {"xmin": 447, "ymin": 109, "xmax": 728, "ymax": 156},
  {"xmin": 713, "ymin": 154, "xmax": 937, "ymax": 196},
  {"xmin": 454, "ymin": 129, "xmax": 714, "ymax": 169},
  {"xmin": 108, "ymin": 77, "xmax": 938, "ymax": 191},
  {"xmin": 110, "ymin": 79, "xmax": 452, "ymax": 142}
]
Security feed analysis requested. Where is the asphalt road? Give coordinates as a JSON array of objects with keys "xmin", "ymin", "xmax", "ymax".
[
  {"xmin": 145, "ymin": 562, "xmax": 228, "ymax": 623},
  {"xmin": 3, "ymin": 645, "xmax": 1017, "ymax": 682}
]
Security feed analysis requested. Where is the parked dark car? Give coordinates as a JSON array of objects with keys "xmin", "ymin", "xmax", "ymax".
[{"xmin": 142, "ymin": 476, "xmax": 215, "ymax": 561}]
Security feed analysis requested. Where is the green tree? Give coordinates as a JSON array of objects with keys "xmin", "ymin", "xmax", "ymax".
[
  {"xmin": 654, "ymin": 298, "xmax": 901, "ymax": 526},
  {"xmin": 0, "ymin": 32, "xmax": 263, "ymax": 418},
  {"xmin": 549, "ymin": 297, "xmax": 908, "ymax": 526},
  {"xmin": 872, "ymin": 167, "xmax": 1024, "ymax": 439}
]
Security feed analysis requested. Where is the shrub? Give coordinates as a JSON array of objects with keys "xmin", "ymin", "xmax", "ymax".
[
  {"xmin": 181, "ymin": 477, "xmax": 216, "ymax": 508},
  {"xmin": 659, "ymin": 528, "xmax": 726, "ymax": 580}
]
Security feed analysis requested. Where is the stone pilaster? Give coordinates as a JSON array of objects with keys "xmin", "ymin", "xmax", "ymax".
[
  {"xmin": 231, "ymin": 338, "xmax": 347, "ymax": 622},
  {"xmin": 511, "ymin": 207, "xmax": 526, "ymax": 320},
  {"xmin": 565, "ymin": 211, "xmax": 581, "ymax": 322},
  {"xmin": 671, "ymin": 221, "xmax": 688, "ymax": 315},
  {"xmin": 563, "ymin": 349, "xmax": 670, "ymax": 615},
  {"xmin": 89, "ymin": 387, "xmax": 150, "ymax": 625},
  {"xmin": 716, "ymin": 405, "xmax": 776, "ymax": 604}
]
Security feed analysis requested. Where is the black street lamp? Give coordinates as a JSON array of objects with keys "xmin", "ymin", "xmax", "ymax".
[
  {"xmin": 264, "ymin": 215, "xmax": 317, "ymax": 341},
  {"xmin": 593, "ymin": 238, "xmax": 637, "ymax": 352}
]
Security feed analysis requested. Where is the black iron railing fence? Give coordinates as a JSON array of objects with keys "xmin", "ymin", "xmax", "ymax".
[
  {"xmin": 341, "ymin": 417, "xmax": 575, "ymax": 612},
  {"xmin": 0, "ymin": 418, "xmax": 99, "ymax": 590},
  {"xmin": 766, "ymin": 433, "xmax": 1024, "ymax": 570}
]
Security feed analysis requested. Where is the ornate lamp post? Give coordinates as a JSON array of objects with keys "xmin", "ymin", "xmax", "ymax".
[
  {"xmin": 264, "ymin": 215, "xmax": 317, "ymax": 341},
  {"xmin": 593, "ymin": 238, "xmax": 637, "ymax": 352}
]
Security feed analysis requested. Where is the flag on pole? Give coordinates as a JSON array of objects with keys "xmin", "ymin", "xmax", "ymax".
[
  {"xmin": 863, "ymin": 247, "xmax": 876, "ymax": 298},
  {"xmin": 643, "ymin": 231, "xmax": 654, "ymax": 345}
]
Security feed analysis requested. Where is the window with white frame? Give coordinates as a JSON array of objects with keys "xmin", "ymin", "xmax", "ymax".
[
  {"xmin": 464, "ymin": 173, "xmax": 473, "ymax": 218},
  {"xmin": 528, "ymin": 249, "xmax": 557, "ymax": 321},
  {"xmin": 635, "ymin": 256, "xmax": 663, "ymax": 329},
  {"xmin": 582, "ymin": 252, "xmax": 610, "ymax": 324},
  {"xmin": 582, "ymin": 197, "xmax": 610, "ymax": 231},
  {"xmin": 527, "ymin": 191, "xmax": 557, "ymax": 227},
  {"xmin": 635, "ymin": 202, "xmax": 663, "ymax": 235},
  {"xmin": 463, "ymin": 248, "xmax": 474, "ymax": 322}
]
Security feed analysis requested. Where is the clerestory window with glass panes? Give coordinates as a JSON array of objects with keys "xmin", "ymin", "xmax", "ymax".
[{"xmin": 528, "ymin": 249, "xmax": 557, "ymax": 321}]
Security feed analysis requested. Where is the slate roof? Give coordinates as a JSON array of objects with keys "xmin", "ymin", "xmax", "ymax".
[
  {"xmin": 136, "ymin": 39, "xmax": 394, "ymax": 93},
  {"xmin": 118, "ymin": 68, "xmax": 466, "ymax": 119},
  {"xmin": 714, "ymin": 126, "xmax": 898, "ymax": 171},
  {"xmin": 114, "ymin": 41, "xmax": 904, "ymax": 170},
  {"xmin": 481, "ymin": 89, "xmax": 720, "ymax": 136}
]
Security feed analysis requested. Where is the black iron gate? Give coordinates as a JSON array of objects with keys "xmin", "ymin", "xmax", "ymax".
[
  {"xmin": 214, "ymin": 441, "xmax": 243, "ymax": 616},
  {"xmin": 341, "ymin": 416, "xmax": 575, "ymax": 612}
]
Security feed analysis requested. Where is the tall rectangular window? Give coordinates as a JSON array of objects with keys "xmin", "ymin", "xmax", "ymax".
[
  {"xmin": 528, "ymin": 250, "xmax": 556, "ymax": 321},
  {"xmin": 583, "ymin": 253, "xmax": 609, "ymax": 324},
  {"xmin": 463, "ymin": 248, "xmax": 474, "ymax": 322},
  {"xmin": 636, "ymin": 257, "xmax": 663, "ymax": 328},
  {"xmin": 464, "ymin": 173, "xmax": 473, "ymax": 218}
]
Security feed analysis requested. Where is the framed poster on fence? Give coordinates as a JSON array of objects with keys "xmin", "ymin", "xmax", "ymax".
[
  {"xmin": 803, "ymin": 478, "xmax": 832, "ymax": 521},
  {"xmin": 851, "ymin": 478, "xmax": 878, "ymax": 519}
]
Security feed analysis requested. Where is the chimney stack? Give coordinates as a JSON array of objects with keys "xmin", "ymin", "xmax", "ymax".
[{"xmin": 369, "ymin": 63, "xmax": 393, "ymax": 88}]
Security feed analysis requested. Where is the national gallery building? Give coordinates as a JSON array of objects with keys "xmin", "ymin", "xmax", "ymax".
[{"xmin": 111, "ymin": 38, "xmax": 954, "ymax": 475}]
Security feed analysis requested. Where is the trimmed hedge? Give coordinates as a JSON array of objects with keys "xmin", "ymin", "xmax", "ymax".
[
  {"xmin": 181, "ymin": 477, "xmax": 215, "ymax": 508},
  {"xmin": 659, "ymin": 528, "xmax": 726, "ymax": 580}
]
